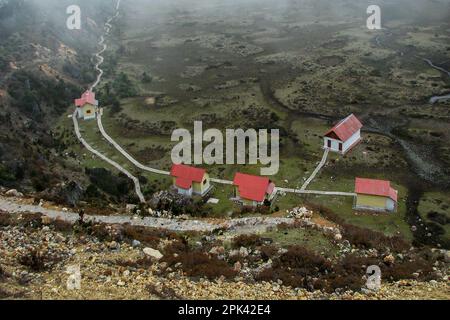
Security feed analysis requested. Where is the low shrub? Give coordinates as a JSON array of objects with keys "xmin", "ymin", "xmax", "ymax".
[
  {"xmin": 0, "ymin": 211, "xmax": 12, "ymax": 227},
  {"xmin": 19, "ymin": 213, "xmax": 43, "ymax": 229},
  {"xmin": 147, "ymin": 284, "xmax": 183, "ymax": 300},
  {"xmin": 342, "ymin": 224, "xmax": 409, "ymax": 252},
  {"xmin": 0, "ymin": 265, "xmax": 7, "ymax": 281},
  {"xmin": 123, "ymin": 225, "xmax": 183, "ymax": 247},
  {"xmin": 232, "ymin": 234, "xmax": 263, "ymax": 249},
  {"xmin": 306, "ymin": 203, "xmax": 410, "ymax": 253},
  {"xmin": 381, "ymin": 257, "xmax": 436, "ymax": 282},
  {"xmin": 51, "ymin": 219, "xmax": 73, "ymax": 232},
  {"xmin": 257, "ymin": 246, "xmax": 332, "ymax": 290},
  {"xmin": 260, "ymin": 245, "xmax": 278, "ymax": 261},
  {"xmin": 116, "ymin": 257, "xmax": 154, "ymax": 269},
  {"xmin": 18, "ymin": 249, "xmax": 47, "ymax": 272},
  {"xmin": 162, "ymin": 250, "xmax": 237, "ymax": 280}
]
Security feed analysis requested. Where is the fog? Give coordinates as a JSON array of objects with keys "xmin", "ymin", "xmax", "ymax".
[
  {"xmin": 2, "ymin": 0, "xmax": 449, "ymax": 29},
  {"xmin": 1, "ymin": 0, "xmax": 449, "ymax": 52}
]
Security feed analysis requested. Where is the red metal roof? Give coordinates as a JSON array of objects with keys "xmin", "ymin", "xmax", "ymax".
[
  {"xmin": 355, "ymin": 178, "xmax": 398, "ymax": 202},
  {"xmin": 171, "ymin": 164, "xmax": 206, "ymax": 190},
  {"xmin": 233, "ymin": 173, "xmax": 275, "ymax": 202},
  {"xmin": 325, "ymin": 114, "xmax": 362, "ymax": 142},
  {"xmin": 75, "ymin": 90, "xmax": 98, "ymax": 107}
]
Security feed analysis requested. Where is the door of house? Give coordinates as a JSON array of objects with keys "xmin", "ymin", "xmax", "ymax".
[
  {"xmin": 339, "ymin": 143, "xmax": 343, "ymax": 152},
  {"xmin": 327, "ymin": 140, "xmax": 331, "ymax": 148}
]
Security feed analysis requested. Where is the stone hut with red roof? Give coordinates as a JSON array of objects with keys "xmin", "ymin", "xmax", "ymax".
[
  {"xmin": 75, "ymin": 90, "xmax": 98, "ymax": 120},
  {"xmin": 324, "ymin": 114, "xmax": 362, "ymax": 154},
  {"xmin": 170, "ymin": 164, "xmax": 211, "ymax": 197},
  {"xmin": 354, "ymin": 178, "xmax": 398, "ymax": 212},
  {"xmin": 233, "ymin": 173, "xmax": 276, "ymax": 207}
]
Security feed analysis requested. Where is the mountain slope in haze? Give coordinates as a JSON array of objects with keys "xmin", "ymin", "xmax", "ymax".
[{"xmin": 0, "ymin": 0, "xmax": 136, "ymax": 206}]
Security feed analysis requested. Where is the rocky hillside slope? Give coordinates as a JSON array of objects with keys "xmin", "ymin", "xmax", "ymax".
[{"xmin": 0, "ymin": 0, "xmax": 127, "ymax": 203}]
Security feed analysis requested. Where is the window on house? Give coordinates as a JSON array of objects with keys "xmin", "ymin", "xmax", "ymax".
[
  {"xmin": 339, "ymin": 143, "xmax": 343, "ymax": 151},
  {"xmin": 86, "ymin": 110, "xmax": 91, "ymax": 114}
]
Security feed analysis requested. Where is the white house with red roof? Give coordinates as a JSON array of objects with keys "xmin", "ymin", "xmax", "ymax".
[
  {"xmin": 75, "ymin": 90, "xmax": 98, "ymax": 120},
  {"xmin": 354, "ymin": 178, "xmax": 398, "ymax": 212},
  {"xmin": 170, "ymin": 164, "xmax": 211, "ymax": 197},
  {"xmin": 324, "ymin": 114, "xmax": 362, "ymax": 154},
  {"xmin": 232, "ymin": 173, "xmax": 276, "ymax": 207}
]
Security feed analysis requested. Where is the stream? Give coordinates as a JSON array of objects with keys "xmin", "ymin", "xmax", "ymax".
[{"xmin": 423, "ymin": 58, "xmax": 450, "ymax": 103}]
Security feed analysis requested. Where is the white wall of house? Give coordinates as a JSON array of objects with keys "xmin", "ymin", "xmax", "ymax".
[
  {"xmin": 177, "ymin": 187, "xmax": 193, "ymax": 197},
  {"xmin": 323, "ymin": 137, "xmax": 343, "ymax": 153},
  {"xmin": 324, "ymin": 130, "xmax": 361, "ymax": 154},
  {"xmin": 77, "ymin": 108, "xmax": 84, "ymax": 119},
  {"xmin": 343, "ymin": 130, "xmax": 361, "ymax": 152},
  {"xmin": 77, "ymin": 107, "xmax": 96, "ymax": 120},
  {"xmin": 354, "ymin": 198, "xmax": 397, "ymax": 213},
  {"xmin": 386, "ymin": 198, "xmax": 396, "ymax": 212}
]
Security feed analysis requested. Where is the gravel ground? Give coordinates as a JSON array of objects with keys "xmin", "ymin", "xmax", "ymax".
[{"xmin": 0, "ymin": 196, "xmax": 293, "ymax": 233}]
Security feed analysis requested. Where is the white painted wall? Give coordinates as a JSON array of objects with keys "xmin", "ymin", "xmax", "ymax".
[
  {"xmin": 324, "ymin": 130, "xmax": 361, "ymax": 154},
  {"xmin": 343, "ymin": 130, "xmax": 361, "ymax": 152},
  {"xmin": 323, "ymin": 137, "xmax": 343, "ymax": 153},
  {"xmin": 354, "ymin": 198, "xmax": 397, "ymax": 213},
  {"xmin": 177, "ymin": 187, "xmax": 193, "ymax": 197},
  {"xmin": 386, "ymin": 198, "xmax": 396, "ymax": 212},
  {"xmin": 77, "ymin": 108, "xmax": 96, "ymax": 120}
]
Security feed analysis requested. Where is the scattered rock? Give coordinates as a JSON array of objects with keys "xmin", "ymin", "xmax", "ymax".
[
  {"xmin": 287, "ymin": 207, "xmax": 313, "ymax": 219},
  {"xmin": 5, "ymin": 189, "xmax": 24, "ymax": 198},
  {"xmin": 132, "ymin": 240, "xmax": 141, "ymax": 248},
  {"xmin": 209, "ymin": 246, "xmax": 225, "ymax": 255},
  {"xmin": 443, "ymin": 250, "xmax": 450, "ymax": 263},
  {"xmin": 143, "ymin": 247, "xmax": 163, "ymax": 260},
  {"xmin": 41, "ymin": 216, "xmax": 53, "ymax": 225},
  {"xmin": 239, "ymin": 247, "xmax": 249, "ymax": 258},
  {"xmin": 126, "ymin": 204, "xmax": 137, "ymax": 213},
  {"xmin": 383, "ymin": 254, "xmax": 395, "ymax": 265}
]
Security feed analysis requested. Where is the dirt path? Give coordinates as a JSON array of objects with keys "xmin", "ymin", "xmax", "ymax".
[
  {"xmin": 300, "ymin": 148, "xmax": 329, "ymax": 191},
  {"xmin": 73, "ymin": 111, "xmax": 145, "ymax": 203},
  {"xmin": 0, "ymin": 196, "xmax": 294, "ymax": 233}
]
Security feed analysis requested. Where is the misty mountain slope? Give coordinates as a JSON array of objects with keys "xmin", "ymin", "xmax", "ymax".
[{"xmin": 0, "ymin": 0, "xmax": 126, "ymax": 201}]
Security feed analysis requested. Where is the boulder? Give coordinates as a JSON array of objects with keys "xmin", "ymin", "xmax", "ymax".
[
  {"xmin": 5, "ymin": 189, "xmax": 23, "ymax": 198},
  {"xmin": 126, "ymin": 204, "xmax": 137, "ymax": 213},
  {"xmin": 209, "ymin": 246, "xmax": 225, "ymax": 255},
  {"xmin": 334, "ymin": 233, "xmax": 343, "ymax": 241},
  {"xmin": 383, "ymin": 254, "xmax": 395, "ymax": 265},
  {"xmin": 41, "ymin": 216, "xmax": 53, "ymax": 225},
  {"xmin": 443, "ymin": 250, "xmax": 450, "ymax": 263},
  {"xmin": 143, "ymin": 247, "xmax": 163, "ymax": 260},
  {"xmin": 132, "ymin": 240, "xmax": 141, "ymax": 248},
  {"xmin": 239, "ymin": 247, "xmax": 249, "ymax": 258}
]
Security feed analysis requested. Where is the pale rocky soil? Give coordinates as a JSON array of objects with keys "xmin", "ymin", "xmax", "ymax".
[
  {"xmin": 1, "ymin": 212, "xmax": 448, "ymax": 301},
  {"xmin": 0, "ymin": 195, "xmax": 294, "ymax": 234}
]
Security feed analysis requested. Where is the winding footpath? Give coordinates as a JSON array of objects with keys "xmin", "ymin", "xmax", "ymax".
[
  {"xmin": 73, "ymin": 0, "xmax": 145, "ymax": 203},
  {"xmin": 73, "ymin": 111, "xmax": 145, "ymax": 203},
  {"xmin": 300, "ymin": 148, "xmax": 329, "ymax": 191}
]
